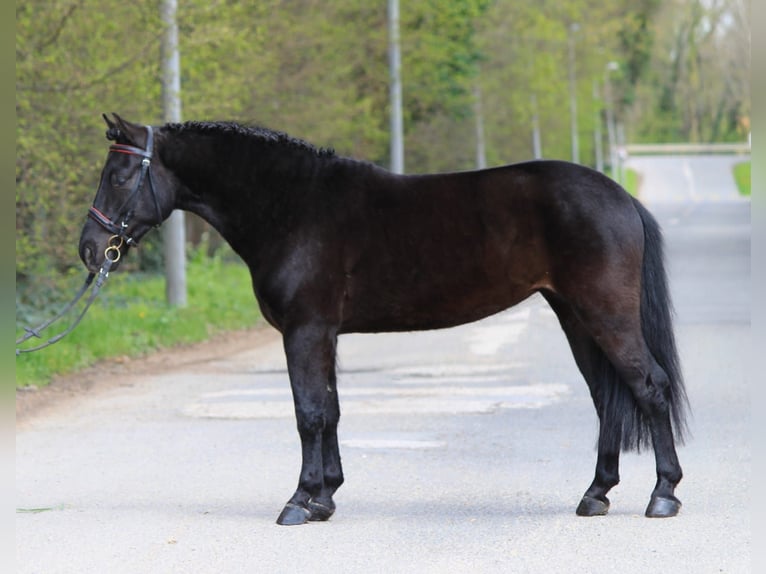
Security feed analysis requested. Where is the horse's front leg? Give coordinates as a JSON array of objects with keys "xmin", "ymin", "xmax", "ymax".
[{"xmin": 276, "ymin": 323, "xmax": 342, "ymax": 526}]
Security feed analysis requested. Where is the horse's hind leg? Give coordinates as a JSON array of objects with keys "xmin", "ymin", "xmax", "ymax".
[
  {"xmin": 562, "ymin": 293, "xmax": 683, "ymax": 518},
  {"xmin": 613, "ymin": 346, "xmax": 683, "ymax": 517},
  {"xmin": 606, "ymin": 340, "xmax": 682, "ymax": 517},
  {"xmin": 543, "ymin": 292, "xmax": 622, "ymax": 516},
  {"xmin": 277, "ymin": 323, "xmax": 344, "ymax": 525}
]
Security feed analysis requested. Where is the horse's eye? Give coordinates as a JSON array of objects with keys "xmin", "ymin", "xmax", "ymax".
[{"xmin": 110, "ymin": 172, "xmax": 128, "ymax": 187}]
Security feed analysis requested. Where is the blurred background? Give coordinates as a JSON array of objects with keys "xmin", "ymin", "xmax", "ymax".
[{"xmin": 15, "ymin": 0, "xmax": 750, "ymax": 383}]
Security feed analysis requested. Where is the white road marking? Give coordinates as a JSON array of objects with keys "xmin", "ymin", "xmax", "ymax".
[
  {"xmin": 181, "ymin": 383, "xmax": 570, "ymax": 419},
  {"xmin": 340, "ymin": 438, "xmax": 446, "ymax": 449}
]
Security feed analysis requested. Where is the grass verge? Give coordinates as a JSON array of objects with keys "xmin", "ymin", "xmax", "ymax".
[
  {"xmin": 732, "ymin": 161, "xmax": 750, "ymax": 196},
  {"xmin": 623, "ymin": 168, "xmax": 639, "ymax": 197},
  {"xmin": 15, "ymin": 250, "xmax": 262, "ymax": 389}
]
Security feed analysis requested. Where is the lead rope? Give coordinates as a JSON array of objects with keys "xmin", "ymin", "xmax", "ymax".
[{"xmin": 15, "ymin": 235, "xmax": 123, "ymax": 355}]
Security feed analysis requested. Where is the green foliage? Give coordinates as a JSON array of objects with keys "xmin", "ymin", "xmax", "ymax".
[
  {"xmin": 732, "ymin": 161, "xmax": 750, "ymax": 197},
  {"xmin": 630, "ymin": 0, "xmax": 750, "ymax": 143},
  {"xmin": 623, "ymin": 167, "xmax": 639, "ymax": 197},
  {"xmin": 15, "ymin": 250, "xmax": 262, "ymax": 388},
  {"xmin": 403, "ymin": 0, "xmax": 489, "ymax": 122}
]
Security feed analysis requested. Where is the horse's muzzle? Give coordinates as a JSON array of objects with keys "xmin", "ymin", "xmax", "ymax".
[
  {"xmin": 79, "ymin": 235, "xmax": 125, "ymax": 274},
  {"xmin": 79, "ymin": 239, "xmax": 101, "ymax": 274}
]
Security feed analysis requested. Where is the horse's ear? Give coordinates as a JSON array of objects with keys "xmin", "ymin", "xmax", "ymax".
[
  {"xmin": 105, "ymin": 113, "xmax": 148, "ymax": 148},
  {"xmin": 103, "ymin": 113, "xmax": 122, "ymax": 142}
]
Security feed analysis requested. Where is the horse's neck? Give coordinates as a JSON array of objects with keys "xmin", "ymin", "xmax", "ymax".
[{"xmin": 168, "ymin": 141, "xmax": 324, "ymax": 255}]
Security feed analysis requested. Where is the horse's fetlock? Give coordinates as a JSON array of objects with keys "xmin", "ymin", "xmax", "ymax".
[{"xmin": 324, "ymin": 470, "xmax": 344, "ymax": 490}]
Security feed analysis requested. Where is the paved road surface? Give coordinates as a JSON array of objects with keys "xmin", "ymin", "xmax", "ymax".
[
  {"xmin": 17, "ymin": 159, "xmax": 750, "ymax": 573},
  {"xmin": 625, "ymin": 154, "xmax": 747, "ymax": 202}
]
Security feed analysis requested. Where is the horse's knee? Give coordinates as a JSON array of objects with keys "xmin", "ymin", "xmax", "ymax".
[{"xmin": 295, "ymin": 396, "xmax": 328, "ymax": 437}]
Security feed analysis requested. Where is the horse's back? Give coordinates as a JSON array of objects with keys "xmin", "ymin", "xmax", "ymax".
[{"xmin": 336, "ymin": 160, "xmax": 641, "ymax": 333}]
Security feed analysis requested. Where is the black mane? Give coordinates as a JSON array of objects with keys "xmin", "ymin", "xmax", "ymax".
[{"xmin": 162, "ymin": 120, "xmax": 336, "ymax": 158}]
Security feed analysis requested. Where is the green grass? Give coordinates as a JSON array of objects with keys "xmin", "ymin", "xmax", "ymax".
[
  {"xmin": 15, "ymin": 250, "xmax": 262, "ymax": 388},
  {"xmin": 623, "ymin": 168, "xmax": 639, "ymax": 197},
  {"xmin": 732, "ymin": 161, "xmax": 750, "ymax": 196}
]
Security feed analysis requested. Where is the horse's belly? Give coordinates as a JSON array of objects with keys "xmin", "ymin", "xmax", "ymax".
[{"xmin": 340, "ymin": 277, "xmax": 535, "ymax": 334}]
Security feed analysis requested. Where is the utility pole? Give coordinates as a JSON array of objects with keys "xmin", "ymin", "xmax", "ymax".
[
  {"xmin": 473, "ymin": 84, "xmax": 487, "ymax": 169},
  {"xmin": 604, "ymin": 61, "xmax": 619, "ymax": 182},
  {"xmin": 567, "ymin": 22, "xmax": 579, "ymax": 164},
  {"xmin": 387, "ymin": 0, "xmax": 404, "ymax": 174},
  {"xmin": 160, "ymin": 0, "xmax": 187, "ymax": 306},
  {"xmin": 593, "ymin": 80, "xmax": 603, "ymax": 173},
  {"xmin": 616, "ymin": 122, "xmax": 626, "ymax": 186},
  {"xmin": 531, "ymin": 94, "xmax": 542, "ymax": 159}
]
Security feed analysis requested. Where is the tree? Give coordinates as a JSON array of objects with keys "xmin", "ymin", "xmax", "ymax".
[{"xmin": 628, "ymin": 0, "xmax": 750, "ymax": 143}]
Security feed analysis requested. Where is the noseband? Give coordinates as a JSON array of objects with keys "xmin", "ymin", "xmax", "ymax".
[{"xmin": 87, "ymin": 125, "xmax": 163, "ymax": 248}]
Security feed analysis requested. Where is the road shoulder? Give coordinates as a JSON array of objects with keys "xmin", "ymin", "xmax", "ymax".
[{"xmin": 15, "ymin": 326, "xmax": 280, "ymax": 429}]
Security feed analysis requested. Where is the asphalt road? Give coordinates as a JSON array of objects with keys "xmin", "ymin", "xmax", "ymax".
[
  {"xmin": 625, "ymin": 154, "xmax": 747, "ymax": 203},
  {"xmin": 16, "ymin": 158, "xmax": 750, "ymax": 573}
]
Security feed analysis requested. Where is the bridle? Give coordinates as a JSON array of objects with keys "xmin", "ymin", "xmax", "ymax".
[
  {"xmin": 16, "ymin": 124, "xmax": 163, "ymax": 354},
  {"xmin": 87, "ymin": 125, "xmax": 163, "ymax": 252}
]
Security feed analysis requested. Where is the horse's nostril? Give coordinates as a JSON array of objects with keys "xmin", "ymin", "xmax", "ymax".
[{"xmin": 80, "ymin": 243, "xmax": 95, "ymax": 267}]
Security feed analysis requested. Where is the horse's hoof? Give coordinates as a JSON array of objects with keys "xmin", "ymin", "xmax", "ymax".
[
  {"xmin": 276, "ymin": 503, "xmax": 311, "ymax": 526},
  {"xmin": 576, "ymin": 495, "xmax": 610, "ymax": 516},
  {"xmin": 645, "ymin": 496, "xmax": 681, "ymax": 518},
  {"xmin": 308, "ymin": 499, "xmax": 335, "ymax": 522}
]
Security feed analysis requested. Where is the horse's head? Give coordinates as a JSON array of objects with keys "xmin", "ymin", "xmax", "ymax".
[{"xmin": 79, "ymin": 114, "xmax": 172, "ymax": 273}]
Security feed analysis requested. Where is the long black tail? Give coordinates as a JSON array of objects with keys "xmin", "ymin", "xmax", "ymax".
[
  {"xmin": 608, "ymin": 200, "xmax": 690, "ymax": 452},
  {"xmin": 594, "ymin": 198, "xmax": 690, "ymax": 452},
  {"xmin": 632, "ymin": 197, "xmax": 689, "ymax": 445}
]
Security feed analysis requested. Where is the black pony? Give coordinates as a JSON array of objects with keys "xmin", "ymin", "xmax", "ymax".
[{"xmin": 79, "ymin": 114, "xmax": 689, "ymax": 525}]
